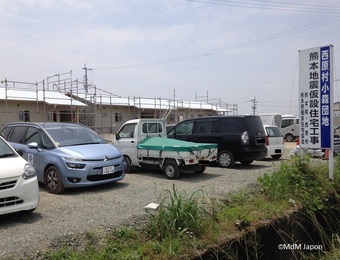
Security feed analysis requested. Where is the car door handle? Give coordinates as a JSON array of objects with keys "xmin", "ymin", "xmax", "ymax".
[{"xmin": 131, "ymin": 141, "xmax": 135, "ymax": 143}]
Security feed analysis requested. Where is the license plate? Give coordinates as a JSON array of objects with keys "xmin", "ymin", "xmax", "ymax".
[{"xmin": 103, "ymin": 166, "xmax": 115, "ymax": 175}]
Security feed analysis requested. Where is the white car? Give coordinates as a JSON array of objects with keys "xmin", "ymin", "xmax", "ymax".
[
  {"xmin": 264, "ymin": 125, "xmax": 285, "ymax": 159},
  {"xmin": 0, "ymin": 136, "xmax": 39, "ymax": 216}
]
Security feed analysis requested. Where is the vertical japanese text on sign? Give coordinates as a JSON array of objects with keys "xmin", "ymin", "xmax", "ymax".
[{"xmin": 298, "ymin": 45, "xmax": 333, "ymax": 149}]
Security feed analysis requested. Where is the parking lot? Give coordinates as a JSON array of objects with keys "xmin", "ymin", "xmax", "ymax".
[{"xmin": 0, "ymin": 142, "xmax": 297, "ymax": 259}]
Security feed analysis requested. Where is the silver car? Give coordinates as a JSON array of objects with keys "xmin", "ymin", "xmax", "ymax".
[{"xmin": 1, "ymin": 122, "xmax": 125, "ymax": 194}]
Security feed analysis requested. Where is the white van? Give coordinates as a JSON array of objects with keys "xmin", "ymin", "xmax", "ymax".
[{"xmin": 263, "ymin": 125, "xmax": 285, "ymax": 159}]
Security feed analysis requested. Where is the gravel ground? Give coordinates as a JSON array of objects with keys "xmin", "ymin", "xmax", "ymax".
[{"xmin": 0, "ymin": 143, "xmax": 297, "ymax": 259}]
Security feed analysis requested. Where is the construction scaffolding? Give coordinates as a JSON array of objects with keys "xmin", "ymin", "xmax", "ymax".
[{"xmin": 0, "ymin": 73, "xmax": 237, "ymax": 134}]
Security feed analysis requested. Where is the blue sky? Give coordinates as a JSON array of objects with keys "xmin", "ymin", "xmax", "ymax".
[{"xmin": 1, "ymin": 0, "xmax": 340, "ymax": 115}]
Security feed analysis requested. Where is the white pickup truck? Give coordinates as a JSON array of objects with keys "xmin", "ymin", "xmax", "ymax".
[{"xmin": 113, "ymin": 119, "xmax": 217, "ymax": 179}]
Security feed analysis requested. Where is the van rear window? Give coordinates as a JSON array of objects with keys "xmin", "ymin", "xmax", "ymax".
[
  {"xmin": 246, "ymin": 117, "xmax": 266, "ymax": 135},
  {"xmin": 220, "ymin": 118, "xmax": 245, "ymax": 133},
  {"xmin": 265, "ymin": 126, "xmax": 282, "ymax": 137}
]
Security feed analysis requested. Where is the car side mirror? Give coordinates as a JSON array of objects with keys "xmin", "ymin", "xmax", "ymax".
[{"xmin": 27, "ymin": 142, "xmax": 39, "ymax": 149}]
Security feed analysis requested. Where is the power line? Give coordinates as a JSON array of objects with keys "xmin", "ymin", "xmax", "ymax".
[
  {"xmin": 95, "ymin": 16, "xmax": 340, "ymax": 71},
  {"xmin": 186, "ymin": 0, "xmax": 340, "ymax": 13}
]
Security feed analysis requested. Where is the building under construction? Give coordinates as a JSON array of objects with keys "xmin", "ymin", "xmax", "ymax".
[{"xmin": 0, "ymin": 73, "xmax": 238, "ymax": 134}]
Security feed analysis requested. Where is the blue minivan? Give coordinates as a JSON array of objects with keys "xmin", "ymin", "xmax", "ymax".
[{"xmin": 1, "ymin": 122, "xmax": 125, "ymax": 194}]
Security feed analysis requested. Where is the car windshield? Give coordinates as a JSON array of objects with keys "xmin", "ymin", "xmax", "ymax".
[
  {"xmin": 0, "ymin": 138, "xmax": 16, "ymax": 158},
  {"xmin": 45, "ymin": 125, "xmax": 107, "ymax": 147}
]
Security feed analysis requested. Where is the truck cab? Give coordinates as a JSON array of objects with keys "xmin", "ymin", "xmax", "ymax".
[
  {"xmin": 280, "ymin": 115, "xmax": 299, "ymax": 142},
  {"xmin": 113, "ymin": 119, "xmax": 166, "ymax": 171}
]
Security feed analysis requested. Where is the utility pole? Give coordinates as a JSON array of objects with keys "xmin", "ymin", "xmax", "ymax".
[
  {"xmin": 82, "ymin": 64, "xmax": 93, "ymax": 127},
  {"xmin": 82, "ymin": 64, "xmax": 92, "ymax": 93},
  {"xmin": 251, "ymin": 96, "xmax": 257, "ymax": 115}
]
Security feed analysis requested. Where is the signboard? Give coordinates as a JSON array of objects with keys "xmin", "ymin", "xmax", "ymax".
[
  {"xmin": 298, "ymin": 45, "xmax": 334, "ymax": 149},
  {"xmin": 334, "ymin": 111, "xmax": 340, "ymax": 117}
]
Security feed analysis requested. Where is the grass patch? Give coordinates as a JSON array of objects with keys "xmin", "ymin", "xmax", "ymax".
[
  {"xmin": 147, "ymin": 185, "xmax": 207, "ymax": 241},
  {"xmin": 258, "ymin": 155, "xmax": 334, "ymax": 211}
]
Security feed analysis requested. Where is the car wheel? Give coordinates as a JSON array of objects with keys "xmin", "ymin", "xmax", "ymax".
[
  {"xmin": 271, "ymin": 154, "xmax": 282, "ymax": 159},
  {"xmin": 240, "ymin": 160, "xmax": 253, "ymax": 165},
  {"xmin": 218, "ymin": 150, "xmax": 235, "ymax": 168},
  {"xmin": 164, "ymin": 160, "xmax": 180, "ymax": 179},
  {"xmin": 45, "ymin": 166, "xmax": 65, "ymax": 194},
  {"xmin": 195, "ymin": 165, "xmax": 206, "ymax": 174},
  {"xmin": 124, "ymin": 156, "xmax": 132, "ymax": 173},
  {"xmin": 285, "ymin": 134, "xmax": 294, "ymax": 142}
]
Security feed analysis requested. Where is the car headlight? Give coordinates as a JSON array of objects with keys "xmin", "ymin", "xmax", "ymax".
[
  {"xmin": 22, "ymin": 164, "xmax": 36, "ymax": 180},
  {"xmin": 62, "ymin": 157, "xmax": 86, "ymax": 169}
]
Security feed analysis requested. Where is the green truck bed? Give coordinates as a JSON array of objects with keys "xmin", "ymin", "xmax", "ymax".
[{"xmin": 137, "ymin": 136, "xmax": 217, "ymax": 152}]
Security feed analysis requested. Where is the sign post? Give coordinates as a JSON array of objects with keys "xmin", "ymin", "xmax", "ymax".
[{"xmin": 298, "ymin": 45, "xmax": 334, "ymax": 180}]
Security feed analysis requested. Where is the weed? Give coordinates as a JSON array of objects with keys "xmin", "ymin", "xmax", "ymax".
[
  {"xmin": 258, "ymin": 155, "xmax": 334, "ymax": 212},
  {"xmin": 322, "ymin": 234, "xmax": 340, "ymax": 259},
  {"xmin": 147, "ymin": 184, "xmax": 207, "ymax": 241}
]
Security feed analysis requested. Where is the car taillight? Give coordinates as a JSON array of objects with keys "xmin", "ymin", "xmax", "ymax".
[
  {"xmin": 241, "ymin": 131, "xmax": 249, "ymax": 145},
  {"xmin": 265, "ymin": 136, "xmax": 269, "ymax": 146}
]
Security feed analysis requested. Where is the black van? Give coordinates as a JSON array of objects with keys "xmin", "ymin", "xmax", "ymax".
[{"xmin": 167, "ymin": 115, "xmax": 267, "ymax": 168}]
